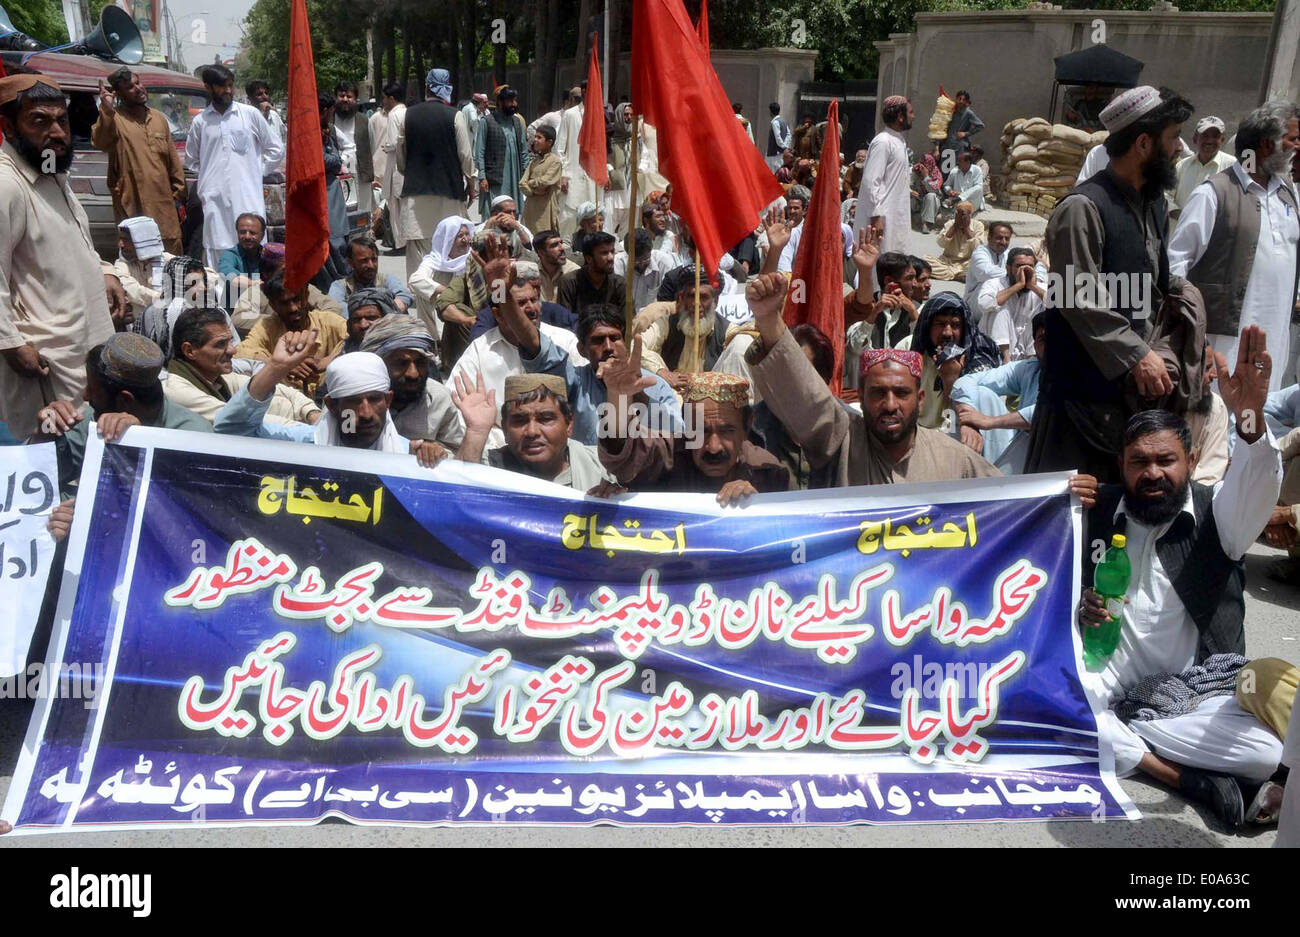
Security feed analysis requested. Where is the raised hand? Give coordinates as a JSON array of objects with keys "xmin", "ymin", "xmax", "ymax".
[
  {"xmin": 473, "ymin": 232, "xmax": 516, "ymax": 310},
  {"xmin": 450, "ymin": 370, "xmax": 498, "ymax": 436},
  {"xmin": 98, "ymin": 78, "xmax": 116, "ymax": 115},
  {"xmin": 763, "ymin": 207, "xmax": 792, "ymax": 254},
  {"xmin": 851, "ymin": 225, "xmax": 881, "ymax": 275},
  {"xmin": 745, "ymin": 272, "xmax": 788, "ymax": 325},
  {"xmin": 1217, "ymin": 325, "xmax": 1270, "ymax": 443},
  {"xmin": 271, "ymin": 329, "xmax": 320, "ymax": 372},
  {"xmin": 599, "ymin": 337, "xmax": 656, "ymax": 405}
]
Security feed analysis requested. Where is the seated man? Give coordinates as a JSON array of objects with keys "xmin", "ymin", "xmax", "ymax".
[
  {"xmin": 533, "ymin": 229, "xmax": 580, "ymax": 303},
  {"xmin": 164, "ymin": 307, "xmax": 320, "ymax": 426},
  {"xmin": 215, "ymin": 330, "xmax": 442, "ymax": 462},
  {"xmin": 844, "ymin": 251, "xmax": 919, "ymax": 388},
  {"xmin": 963, "ymin": 220, "xmax": 1013, "ymax": 305},
  {"xmin": 230, "ymin": 243, "xmax": 343, "ymax": 338},
  {"xmin": 467, "ymin": 261, "xmax": 578, "ymax": 341},
  {"xmin": 569, "ymin": 201, "xmax": 604, "ymax": 256},
  {"xmin": 33, "ymin": 333, "xmax": 211, "ymax": 497},
  {"xmin": 109, "ymin": 217, "xmax": 170, "ymax": 328},
  {"xmin": 488, "ymin": 264, "xmax": 680, "ymax": 445},
  {"xmin": 451, "ymin": 371, "xmax": 614, "ymax": 492},
  {"xmin": 909, "ymin": 256, "xmax": 933, "ymax": 303},
  {"xmin": 953, "ymin": 311, "xmax": 1045, "ymax": 473},
  {"xmin": 614, "ymin": 228, "xmax": 677, "ymax": 312},
  {"xmin": 633, "ymin": 266, "xmax": 730, "ymax": 390},
  {"xmin": 341, "ymin": 288, "xmax": 401, "ymax": 354},
  {"xmin": 359, "ymin": 314, "xmax": 463, "ymax": 449},
  {"xmin": 448, "ymin": 258, "xmax": 586, "ymax": 439},
  {"xmin": 328, "ymin": 235, "xmax": 413, "ymax": 311},
  {"xmin": 236, "ymin": 270, "xmax": 349, "ymax": 397},
  {"xmin": 1079, "ymin": 329, "xmax": 1284, "ymax": 830},
  {"xmin": 909, "ymin": 292, "xmax": 1003, "ymax": 441},
  {"xmin": 598, "ymin": 360, "xmax": 792, "ymax": 504},
  {"xmin": 477, "ymin": 194, "xmax": 534, "ymax": 256},
  {"xmin": 745, "ymin": 273, "xmax": 1000, "ymax": 486},
  {"xmin": 976, "ymin": 246, "xmax": 1045, "ymax": 363},
  {"xmin": 557, "ymin": 231, "xmax": 625, "ymax": 320},
  {"xmin": 216, "ymin": 212, "xmax": 265, "ymax": 309},
  {"xmin": 941, "ymin": 149, "xmax": 984, "ymax": 212},
  {"xmin": 924, "ymin": 203, "xmax": 984, "ymax": 282}
]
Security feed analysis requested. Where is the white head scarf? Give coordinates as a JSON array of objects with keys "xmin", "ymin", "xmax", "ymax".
[
  {"xmin": 119, "ymin": 216, "xmax": 167, "ymax": 293},
  {"xmin": 315, "ymin": 352, "xmax": 409, "ymax": 453},
  {"xmin": 423, "ymin": 215, "xmax": 474, "ymax": 276}
]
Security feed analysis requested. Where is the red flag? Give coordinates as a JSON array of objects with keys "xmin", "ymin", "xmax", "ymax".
[
  {"xmin": 783, "ymin": 99, "xmax": 845, "ymax": 396},
  {"xmin": 578, "ymin": 39, "xmax": 609, "ymax": 188},
  {"xmin": 696, "ymin": 0, "xmax": 710, "ymax": 52},
  {"xmin": 632, "ymin": 0, "xmax": 781, "ymax": 277},
  {"xmin": 283, "ymin": 0, "xmax": 329, "ymax": 292}
]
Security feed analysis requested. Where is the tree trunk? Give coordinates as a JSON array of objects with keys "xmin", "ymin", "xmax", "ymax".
[
  {"xmin": 457, "ymin": 0, "xmax": 477, "ymax": 102},
  {"xmin": 401, "ymin": 26, "xmax": 412, "ymax": 99},
  {"xmin": 606, "ymin": 0, "xmax": 624, "ymax": 102},
  {"xmin": 537, "ymin": 0, "xmax": 560, "ymax": 110},
  {"xmin": 492, "ymin": 0, "xmax": 508, "ymax": 85},
  {"xmin": 386, "ymin": 26, "xmax": 397, "ymax": 87},
  {"xmin": 573, "ymin": 0, "xmax": 594, "ymax": 65}
]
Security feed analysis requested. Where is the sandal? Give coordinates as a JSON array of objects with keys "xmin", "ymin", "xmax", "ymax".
[{"xmin": 1244, "ymin": 780, "xmax": 1284, "ymax": 825}]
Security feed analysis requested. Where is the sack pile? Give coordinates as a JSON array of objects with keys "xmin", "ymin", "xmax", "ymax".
[
  {"xmin": 928, "ymin": 88, "xmax": 955, "ymax": 142},
  {"xmin": 998, "ymin": 118, "xmax": 1108, "ymax": 216}
]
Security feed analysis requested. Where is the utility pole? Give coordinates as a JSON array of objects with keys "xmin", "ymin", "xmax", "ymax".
[{"xmin": 1260, "ymin": 0, "xmax": 1300, "ymax": 104}]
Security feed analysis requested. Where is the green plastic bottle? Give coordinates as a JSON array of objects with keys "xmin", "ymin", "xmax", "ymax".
[{"xmin": 1084, "ymin": 534, "xmax": 1130, "ymax": 668}]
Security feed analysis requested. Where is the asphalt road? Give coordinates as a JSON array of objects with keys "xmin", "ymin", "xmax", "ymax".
[{"xmin": 1, "ymin": 219, "xmax": 1295, "ymax": 848}]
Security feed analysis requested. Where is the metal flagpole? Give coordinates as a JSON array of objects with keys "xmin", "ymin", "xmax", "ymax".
[{"xmin": 692, "ymin": 248, "xmax": 701, "ymax": 373}]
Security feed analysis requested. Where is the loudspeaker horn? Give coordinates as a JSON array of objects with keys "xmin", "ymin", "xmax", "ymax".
[
  {"xmin": 18, "ymin": 4, "xmax": 144, "ymax": 66},
  {"xmin": 0, "ymin": 3, "xmax": 45, "ymax": 52}
]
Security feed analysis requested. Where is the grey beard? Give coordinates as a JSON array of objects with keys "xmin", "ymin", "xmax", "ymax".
[{"xmin": 1261, "ymin": 146, "xmax": 1291, "ymax": 178}]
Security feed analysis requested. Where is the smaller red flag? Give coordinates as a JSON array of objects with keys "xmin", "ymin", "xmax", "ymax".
[
  {"xmin": 578, "ymin": 40, "xmax": 608, "ymax": 188},
  {"xmin": 282, "ymin": 0, "xmax": 329, "ymax": 292},
  {"xmin": 783, "ymin": 99, "xmax": 846, "ymax": 396},
  {"xmin": 697, "ymin": 0, "xmax": 710, "ymax": 52}
]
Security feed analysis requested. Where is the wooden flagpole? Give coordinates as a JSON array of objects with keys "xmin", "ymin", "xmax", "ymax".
[
  {"xmin": 693, "ymin": 247, "xmax": 702, "ymax": 373},
  {"xmin": 626, "ymin": 115, "xmax": 640, "ymax": 340}
]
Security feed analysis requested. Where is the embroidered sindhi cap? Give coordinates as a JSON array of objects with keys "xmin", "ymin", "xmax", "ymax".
[
  {"xmin": 1100, "ymin": 86, "xmax": 1162, "ymax": 133},
  {"xmin": 682, "ymin": 372, "xmax": 749, "ymax": 408}
]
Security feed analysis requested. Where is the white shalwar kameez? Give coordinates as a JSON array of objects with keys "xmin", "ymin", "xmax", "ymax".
[{"xmin": 853, "ymin": 127, "xmax": 911, "ymax": 256}]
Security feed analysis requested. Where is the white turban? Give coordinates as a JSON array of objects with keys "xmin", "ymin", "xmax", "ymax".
[
  {"xmin": 576, "ymin": 201, "xmax": 599, "ymax": 223},
  {"xmin": 323, "ymin": 351, "xmax": 390, "ymax": 399},
  {"xmin": 118, "ymin": 216, "xmax": 164, "ymax": 260}
]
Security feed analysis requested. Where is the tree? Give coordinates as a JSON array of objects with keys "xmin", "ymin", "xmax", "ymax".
[{"xmin": 6, "ymin": 0, "xmax": 70, "ymax": 45}]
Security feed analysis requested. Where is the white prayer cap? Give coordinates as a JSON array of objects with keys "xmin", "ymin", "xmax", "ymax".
[
  {"xmin": 324, "ymin": 352, "xmax": 390, "ymax": 399},
  {"xmin": 118, "ymin": 216, "xmax": 164, "ymax": 260},
  {"xmin": 490, "ymin": 194, "xmax": 516, "ymax": 209},
  {"xmin": 1195, "ymin": 116, "xmax": 1225, "ymax": 135},
  {"xmin": 1100, "ymin": 86, "xmax": 1162, "ymax": 133}
]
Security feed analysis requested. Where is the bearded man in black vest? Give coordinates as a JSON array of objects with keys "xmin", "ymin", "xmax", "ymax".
[
  {"xmin": 1078, "ymin": 326, "xmax": 1285, "ymax": 831},
  {"xmin": 1026, "ymin": 86, "xmax": 1193, "ymax": 483}
]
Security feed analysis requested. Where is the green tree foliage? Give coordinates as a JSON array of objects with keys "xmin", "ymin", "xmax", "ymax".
[{"xmin": 5, "ymin": 0, "xmax": 70, "ymax": 45}]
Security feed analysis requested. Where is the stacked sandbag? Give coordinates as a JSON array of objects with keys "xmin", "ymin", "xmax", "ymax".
[
  {"xmin": 999, "ymin": 118, "xmax": 1108, "ymax": 216},
  {"xmin": 928, "ymin": 88, "xmax": 955, "ymax": 143}
]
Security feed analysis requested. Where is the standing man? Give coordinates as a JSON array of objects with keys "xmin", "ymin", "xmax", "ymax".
[
  {"xmin": 1170, "ymin": 116, "xmax": 1236, "ymax": 216},
  {"xmin": 332, "ymin": 80, "xmax": 372, "ymax": 214},
  {"xmin": 91, "ymin": 67, "xmax": 187, "ymax": 255},
  {"xmin": 245, "ymin": 79, "xmax": 285, "ymax": 146},
  {"xmin": 475, "ymin": 86, "xmax": 529, "ymax": 216},
  {"xmin": 554, "ymin": 83, "xmax": 600, "ymax": 238},
  {"xmin": 186, "ymin": 65, "xmax": 283, "ymax": 272},
  {"xmin": 1168, "ymin": 101, "xmax": 1299, "ymax": 393},
  {"xmin": 369, "ymin": 82, "xmax": 399, "ymax": 219},
  {"xmin": 767, "ymin": 102, "xmax": 792, "ymax": 174},
  {"xmin": 461, "ymin": 92, "xmax": 489, "ymax": 215},
  {"xmin": 377, "ymin": 81, "xmax": 407, "ymax": 244},
  {"xmin": 855, "ymin": 95, "xmax": 913, "ymax": 256},
  {"xmin": 0, "ymin": 73, "xmax": 118, "ymax": 440},
  {"xmin": 944, "ymin": 90, "xmax": 984, "ymax": 159},
  {"xmin": 395, "ymin": 68, "xmax": 475, "ymax": 340},
  {"xmin": 1026, "ymin": 86, "xmax": 1192, "ymax": 482}
]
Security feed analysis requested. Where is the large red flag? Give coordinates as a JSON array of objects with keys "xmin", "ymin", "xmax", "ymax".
[
  {"xmin": 578, "ymin": 39, "xmax": 608, "ymax": 188},
  {"xmin": 632, "ymin": 0, "xmax": 781, "ymax": 277},
  {"xmin": 697, "ymin": 0, "xmax": 710, "ymax": 52},
  {"xmin": 783, "ymin": 99, "xmax": 845, "ymax": 396},
  {"xmin": 283, "ymin": 0, "xmax": 329, "ymax": 292}
]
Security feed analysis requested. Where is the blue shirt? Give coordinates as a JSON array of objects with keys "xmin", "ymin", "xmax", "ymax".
[
  {"xmin": 520, "ymin": 331, "xmax": 683, "ymax": 446},
  {"xmin": 218, "ymin": 245, "xmax": 261, "ymax": 279},
  {"xmin": 1265, "ymin": 383, "xmax": 1299, "ymax": 439},
  {"xmin": 329, "ymin": 274, "xmax": 416, "ymax": 311},
  {"xmin": 214, "ymin": 382, "xmax": 318, "ymax": 444},
  {"xmin": 952, "ymin": 357, "xmax": 1041, "ymax": 423}
]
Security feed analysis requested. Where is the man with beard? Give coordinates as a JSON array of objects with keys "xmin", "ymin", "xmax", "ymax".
[
  {"xmin": 332, "ymin": 80, "xmax": 373, "ymax": 213},
  {"xmin": 163, "ymin": 307, "xmax": 318, "ymax": 426},
  {"xmin": 855, "ymin": 95, "xmax": 913, "ymax": 256},
  {"xmin": 1169, "ymin": 101, "xmax": 1299, "ymax": 394},
  {"xmin": 360, "ymin": 313, "xmax": 463, "ymax": 450},
  {"xmin": 328, "ymin": 235, "xmax": 413, "ymax": 311},
  {"xmin": 475, "ymin": 86, "xmax": 529, "ymax": 214},
  {"xmin": 451, "ymin": 372, "xmax": 613, "ymax": 491},
  {"xmin": 33, "ymin": 333, "xmax": 211, "ymax": 496},
  {"xmin": 0, "ymin": 72, "xmax": 119, "ymax": 441},
  {"xmin": 633, "ymin": 266, "xmax": 729, "ymax": 390},
  {"xmin": 614, "ymin": 229, "xmax": 676, "ymax": 312},
  {"xmin": 598, "ymin": 359, "xmax": 791, "ymax": 504},
  {"xmin": 340, "ymin": 287, "xmax": 400, "ymax": 354},
  {"xmin": 1025, "ymin": 86, "xmax": 1192, "ymax": 482},
  {"xmin": 215, "ymin": 329, "xmax": 445, "ymax": 465},
  {"xmin": 641, "ymin": 201, "xmax": 679, "ymax": 256},
  {"xmin": 943, "ymin": 90, "xmax": 984, "ymax": 158},
  {"xmin": 493, "ymin": 286, "xmax": 681, "ymax": 444},
  {"xmin": 186, "ymin": 65, "xmax": 283, "ymax": 271},
  {"xmin": 236, "ymin": 270, "xmax": 348, "ymax": 396},
  {"xmin": 533, "ymin": 230, "xmax": 580, "ymax": 303},
  {"xmin": 557, "ymin": 232, "xmax": 625, "ymax": 321},
  {"xmin": 744, "ymin": 273, "xmax": 1000, "ymax": 485},
  {"xmin": 91, "ymin": 67, "xmax": 187, "ymax": 254},
  {"xmin": 1078, "ymin": 327, "xmax": 1285, "ymax": 831},
  {"xmin": 217, "ymin": 213, "xmax": 267, "ymax": 308}
]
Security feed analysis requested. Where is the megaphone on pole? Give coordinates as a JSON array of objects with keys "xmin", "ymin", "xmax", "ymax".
[
  {"xmin": 0, "ymin": 3, "xmax": 45, "ymax": 52},
  {"xmin": 17, "ymin": 4, "xmax": 145, "ymax": 66}
]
